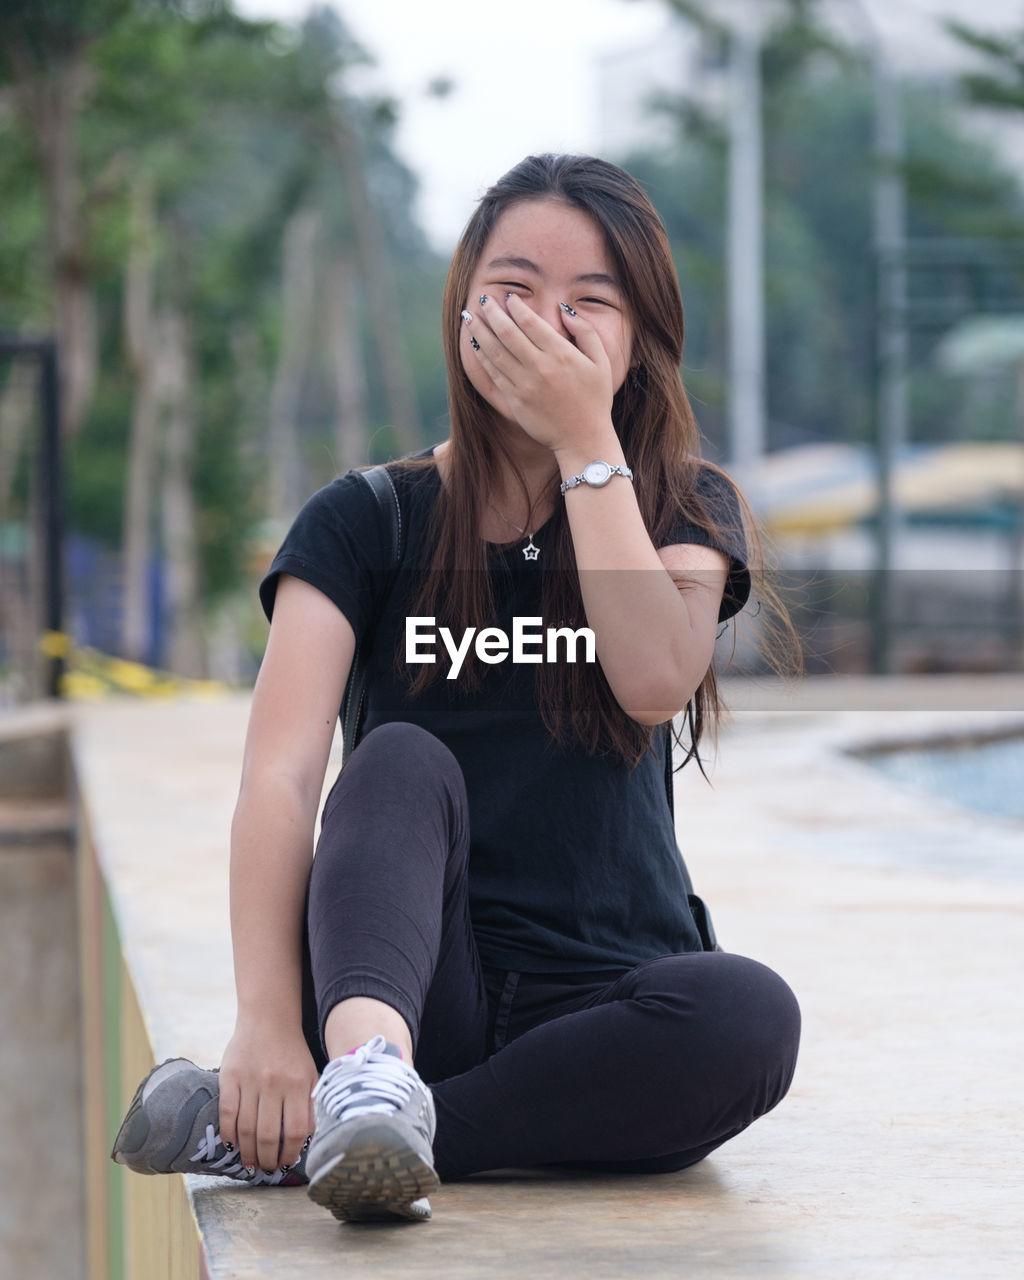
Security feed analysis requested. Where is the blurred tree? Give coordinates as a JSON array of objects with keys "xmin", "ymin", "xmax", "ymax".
[
  {"xmin": 621, "ymin": 0, "xmax": 1024, "ymax": 454},
  {"xmin": 949, "ymin": 19, "xmax": 1024, "ymax": 114},
  {"xmin": 0, "ymin": 1, "xmax": 449, "ymax": 675},
  {"xmin": 0, "ymin": 0, "xmax": 178, "ymax": 438}
]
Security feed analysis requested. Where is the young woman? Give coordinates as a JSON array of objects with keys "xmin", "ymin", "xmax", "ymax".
[{"xmin": 113, "ymin": 154, "xmax": 800, "ymax": 1223}]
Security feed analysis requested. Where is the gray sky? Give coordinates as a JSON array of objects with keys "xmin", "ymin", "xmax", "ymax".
[
  {"xmin": 235, "ymin": 0, "xmax": 1024, "ymax": 248},
  {"xmin": 234, "ymin": 0, "xmax": 679, "ymax": 246}
]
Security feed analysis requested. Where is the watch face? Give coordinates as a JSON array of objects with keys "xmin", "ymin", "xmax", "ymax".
[{"xmin": 582, "ymin": 460, "xmax": 612, "ymax": 487}]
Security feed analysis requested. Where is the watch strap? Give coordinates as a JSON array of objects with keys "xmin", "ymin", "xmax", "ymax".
[{"xmin": 560, "ymin": 462, "xmax": 633, "ymax": 495}]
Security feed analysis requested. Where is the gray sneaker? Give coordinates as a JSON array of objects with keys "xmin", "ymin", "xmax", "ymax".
[
  {"xmin": 306, "ymin": 1036, "xmax": 439, "ymax": 1223},
  {"xmin": 111, "ymin": 1058, "xmax": 309, "ymax": 1186}
]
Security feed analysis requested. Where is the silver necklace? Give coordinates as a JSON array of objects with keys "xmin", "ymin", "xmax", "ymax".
[{"xmin": 489, "ymin": 502, "xmax": 540, "ymax": 561}]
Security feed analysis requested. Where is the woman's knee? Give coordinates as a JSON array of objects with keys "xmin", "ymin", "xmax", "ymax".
[
  {"xmin": 720, "ymin": 954, "xmax": 801, "ymax": 1108},
  {"xmin": 326, "ymin": 722, "xmax": 463, "ymax": 811},
  {"xmin": 321, "ymin": 721, "xmax": 469, "ymax": 843},
  {"xmin": 703, "ymin": 953, "xmax": 799, "ymax": 1076},
  {"xmin": 633, "ymin": 952, "xmax": 801, "ymax": 1112},
  {"xmin": 350, "ymin": 721, "xmax": 458, "ymax": 776}
]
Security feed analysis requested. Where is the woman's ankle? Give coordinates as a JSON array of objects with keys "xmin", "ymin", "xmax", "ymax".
[{"xmin": 323, "ymin": 997, "xmax": 413, "ymax": 1062}]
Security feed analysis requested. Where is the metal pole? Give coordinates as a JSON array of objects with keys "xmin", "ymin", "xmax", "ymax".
[
  {"xmin": 873, "ymin": 59, "xmax": 907, "ymax": 675},
  {"xmin": 39, "ymin": 339, "xmax": 64, "ymax": 697},
  {"xmin": 845, "ymin": 0, "xmax": 908, "ymax": 673},
  {"xmin": 726, "ymin": 5, "xmax": 766, "ymax": 503}
]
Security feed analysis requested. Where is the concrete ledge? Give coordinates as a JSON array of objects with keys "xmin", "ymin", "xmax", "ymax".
[{"xmin": 59, "ymin": 678, "xmax": 1024, "ymax": 1278}]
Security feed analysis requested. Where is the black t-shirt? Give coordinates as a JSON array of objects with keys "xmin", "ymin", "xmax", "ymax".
[{"xmin": 260, "ymin": 456, "xmax": 749, "ymax": 973}]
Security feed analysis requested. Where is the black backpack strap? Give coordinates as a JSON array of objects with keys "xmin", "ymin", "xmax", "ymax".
[{"xmin": 340, "ymin": 465, "xmax": 404, "ymax": 764}]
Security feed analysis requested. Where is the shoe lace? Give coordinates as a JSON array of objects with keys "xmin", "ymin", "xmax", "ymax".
[
  {"xmin": 190, "ymin": 1124, "xmax": 288, "ymax": 1186},
  {"xmin": 312, "ymin": 1036, "xmax": 420, "ymax": 1122}
]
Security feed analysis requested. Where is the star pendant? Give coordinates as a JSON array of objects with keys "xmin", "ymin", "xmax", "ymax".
[{"xmin": 522, "ymin": 537, "xmax": 540, "ymax": 561}]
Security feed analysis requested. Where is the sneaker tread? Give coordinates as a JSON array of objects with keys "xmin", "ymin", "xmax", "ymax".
[{"xmin": 307, "ymin": 1122, "xmax": 439, "ymax": 1222}]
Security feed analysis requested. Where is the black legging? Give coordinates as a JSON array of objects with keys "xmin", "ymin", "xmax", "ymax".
[{"xmin": 301, "ymin": 722, "xmax": 800, "ymax": 1181}]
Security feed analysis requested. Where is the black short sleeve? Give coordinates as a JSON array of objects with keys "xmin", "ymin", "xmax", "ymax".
[
  {"xmin": 659, "ymin": 466, "xmax": 751, "ymax": 622},
  {"xmin": 258, "ymin": 471, "xmax": 389, "ymax": 636}
]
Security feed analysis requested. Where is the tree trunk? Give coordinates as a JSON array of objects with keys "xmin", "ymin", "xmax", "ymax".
[
  {"xmin": 121, "ymin": 175, "xmax": 159, "ymax": 663},
  {"xmin": 229, "ymin": 321, "xmax": 268, "ymax": 483},
  {"xmin": 0, "ymin": 358, "xmax": 35, "ymax": 519},
  {"xmin": 0, "ymin": 358, "xmax": 39, "ymax": 699},
  {"xmin": 4, "ymin": 35, "xmax": 97, "ymax": 439},
  {"xmin": 267, "ymin": 207, "xmax": 321, "ymax": 522},
  {"xmin": 325, "ymin": 248, "xmax": 369, "ymax": 472},
  {"xmin": 331, "ymin": 116, "xmax": 419, "ymax": 455},
  {"xmin": 158, "ymin": 304, "xmax": 204, "ymax": 677}
]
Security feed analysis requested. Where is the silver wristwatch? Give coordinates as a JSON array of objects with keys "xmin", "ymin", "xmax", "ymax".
[{"xmin": 560, "ymin": 460, "xmax": 634, "ymax": 495}]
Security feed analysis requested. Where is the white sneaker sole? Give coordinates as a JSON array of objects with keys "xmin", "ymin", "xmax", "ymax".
[{"xmin": 306, "ymin": 1122, "xmax": 440, "ymax": 1223}]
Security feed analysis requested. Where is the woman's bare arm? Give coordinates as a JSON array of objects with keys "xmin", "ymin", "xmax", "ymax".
[
  {"xmin": 557, "ymin": 459, "xmax": 729, "ymax": 724},
  {"xmin": 218, "ymin": 574, "xmax": 355, "ymax": 1174},
  {"xmin": 466, "ymin": 294, "xmax": 731, "ymax": 723}
]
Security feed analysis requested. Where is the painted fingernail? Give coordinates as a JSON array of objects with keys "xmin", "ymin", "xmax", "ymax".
[
  {"xmin": 461, "ymin": 309, "xmax": 472, "ymax": 324},
  {"xmin": 223, "ymin": 1141, "xmax": 234, "ymax": 1152},
  {"xmin": 246, "ymin": 1165, "xmax": 255, "ymax": 1176},
  {"xmin": 504, "ymin": 291, "xmax": 514, "ymax": 301},
  {"xmin": 559, "ymin": 301, "xmax": 577, "ymax": 317},
  {"xmin": 280, "ymin": 1163, "xmax": 291, "ymax": 1173},
  {"xmin": 479, "ymin": 294, "xmax": 489, "ymax": 305},
  {"xmin": 469, "ymin": 335, "xmax": 480, "ymax": 351}
]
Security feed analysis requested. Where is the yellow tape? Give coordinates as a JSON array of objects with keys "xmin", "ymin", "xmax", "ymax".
[
  {"xmin": 38, "ymin": 632, "xmax": 228, "ymax": 700},
  {"xmin": 39, "ymin": 630, "xmax": 73, "ymax": 659}
]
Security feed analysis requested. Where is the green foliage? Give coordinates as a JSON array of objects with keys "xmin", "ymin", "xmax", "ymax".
[
  {"xmin": 66, "ymin": 377, "xmax": 131, "ymax": 543},
  {"xmin": 623, "ymin": 2, "xmax": 1024, "ymax": 454},
  {"xmin": 0, "ymin": 2, "xmax": 137, "ymax": 76},
  {"xmin": 1, "ymin": 0, "xmax": 448, "ymax": 655},
  {"xmin": 401, "ymin": 258, "xmax": 451, "ymax": 442},
  {"xmin": 948, "ymin": 20, "xmax": 1024, "ymax": 113},
  {"xmin": 0, "ymin": 128, "xmax": 49, "ymax": 327},
  {"xmin": 902, "ymin": 90, "xmax": 1024, "ymax": 239}
]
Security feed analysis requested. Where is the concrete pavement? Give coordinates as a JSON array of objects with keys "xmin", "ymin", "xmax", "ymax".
[{"xmin": 67, "ymin": 676, "xmax": 1024, "ymax": 1278}]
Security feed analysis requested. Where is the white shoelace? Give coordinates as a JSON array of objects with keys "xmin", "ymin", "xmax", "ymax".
[
  {"xmin": 190, "ymin": 1124, "xmax": 288, "ymax": 1186},
  {"xmin": 312, "ymin": 1036, "xmax": 419, "ymax": 1122}
]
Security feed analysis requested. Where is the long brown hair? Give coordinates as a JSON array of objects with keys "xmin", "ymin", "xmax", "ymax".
[{"xmin": 400, "ymin": 153, "xmax": 773, "ymax": 767}]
